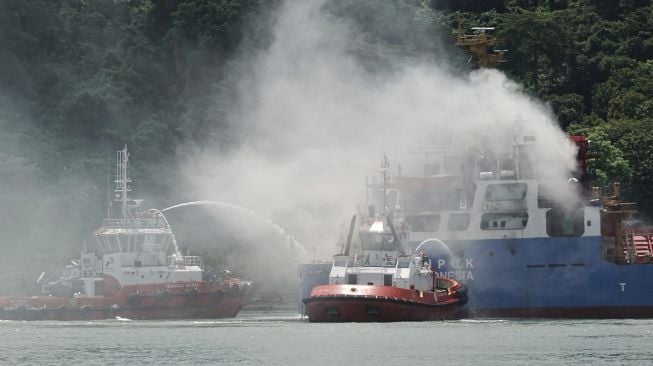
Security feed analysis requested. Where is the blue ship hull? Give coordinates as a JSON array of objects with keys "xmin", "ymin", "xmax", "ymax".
[{"xmin": 418, "ymin": 235, "xmax": 653, "ymax": 317}]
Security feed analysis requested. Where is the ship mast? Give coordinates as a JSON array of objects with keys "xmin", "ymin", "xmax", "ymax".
[
  {"xmin": 115, "ymin": 145, "xmax": 131, "ymax": 221},
  {"xmin": 381, "ymin": 154, "xmax": 390, "ymax": 216}
]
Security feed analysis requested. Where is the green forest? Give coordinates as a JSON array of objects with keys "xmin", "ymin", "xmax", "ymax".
[{"xmin": 0, "ymin": 0, "xmax": 652, "ymax": 292}]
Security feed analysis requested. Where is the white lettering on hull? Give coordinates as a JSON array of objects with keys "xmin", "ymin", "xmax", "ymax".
[
  {"xmin": 435, "ymin": 257, "xmax": 475, "ymax": 281},
  {"xmin": 436, "ymin": 258, "xmax": 474, "ymax": 269},
  {"xmin": 164, "ymin": 282, "xmax": 199, "ymax": 289},
  {"xmin": 436, "ymin": 271, "xmax": 474, "ymax": 281}
]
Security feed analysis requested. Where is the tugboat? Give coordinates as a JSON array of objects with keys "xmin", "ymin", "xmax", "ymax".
[
  {"xmin": 0, "ymin": 146, "xmax": 249, "ymax": 320},
  {"xmin": 303, "ymin": 159, "xmax": 467, "ymax": 322},
  {"xmin": 303, "ymin": 216, "xmax": 467, "ymax": 322}
]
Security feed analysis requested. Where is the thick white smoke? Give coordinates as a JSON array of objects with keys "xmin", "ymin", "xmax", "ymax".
[{"xmin": 179, "ymin": 0, "xmax": 576, "ymax": 260}]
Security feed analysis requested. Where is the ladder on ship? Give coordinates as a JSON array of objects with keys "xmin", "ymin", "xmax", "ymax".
[{"xmin": 624, "ymin": 231, "xmax": 653, "ymax": 263}]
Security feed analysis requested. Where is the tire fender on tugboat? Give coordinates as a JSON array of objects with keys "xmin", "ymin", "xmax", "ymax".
[
  {"xmin": 15, "ymin": 305, "xmax": 27, "ymax": 318},
  {"xmin": 212, "ymin": 289, "xmax": 225, "ymax": 300},
  {"xmin": 109, "ymin": 304, "xmax": 120, "ymax": 316},
  {"xmin": 227, "ymin": 284, "xmax": 240, "ymax": 296},
  {"xmin": 453, "ymin": 284, "xmax": 468, "ymax": 305},
  {"xmin": 81, "ymin": 304, "xmax": 93, "ymax": 312},
  {"xmin": 185, "ymin": 288, "xmax": 199, "ymax": 305},
  {"xmin": 455, "ymin": 284, "xmax": 468, "ymax": 297},
  {"xmin": 156, "ymin": 290, "xmax": 172, "ymax": 304},
  {"xmin": 128, "ymin": 292, "xmax": 142, "ymax": 306},
  {"xmin": 32, "ymin": 307, "xmax": 47, "ymax": 320}
]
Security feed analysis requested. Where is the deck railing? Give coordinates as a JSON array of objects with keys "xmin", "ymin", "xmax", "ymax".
[
  {"xmin": 102, "ymin": 218, "xmax": 167, "ymax": 228},
  {"xmin": 167, "ymin": 255, "xmax": 202, "ymax": 269}
]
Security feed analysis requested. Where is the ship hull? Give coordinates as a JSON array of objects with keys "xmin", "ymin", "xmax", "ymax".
[
  {"xmin": 420, "ymin": 235, "xmax": 653, "ymax": 318},
  {"xmin": 300, "ymin": 235, "xmax": 653, "ymax": 318},
  {"xmin": 303, "ymin": 284, "xmax": 465, "ymax": 322},
  {"xmin": 0, "ymin": 281, "xmax": 246, "ymax": 321}
]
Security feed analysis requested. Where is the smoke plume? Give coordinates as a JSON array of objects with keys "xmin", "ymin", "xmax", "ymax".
[{"xmin": 178, "ymin": 0, "xmax": 576, "ymax": 265}]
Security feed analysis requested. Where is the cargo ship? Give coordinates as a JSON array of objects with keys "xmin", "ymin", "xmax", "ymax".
[
  {"xmin": 0, "ymin": 146, "xmax": 249, "ymax": 320},
  {"xmin": 300, "ymin": 133, "xmax": 653, "ymax": 318},
  {"xmin": 300, "ymin": 25, "xmax": 653, "ymax": 319},
  {"xmin": 303, "ymin": 208, "xmax": 467, "ymax": 322}
]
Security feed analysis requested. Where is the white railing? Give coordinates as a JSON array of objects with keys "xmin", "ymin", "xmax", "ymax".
[
  {"xmin": 102, "ymin": 218, "xmax": 167, "ymax": 228},
  {"xmin": 167, "ymin": 255, "xmax": 202, "ymax": 269}
]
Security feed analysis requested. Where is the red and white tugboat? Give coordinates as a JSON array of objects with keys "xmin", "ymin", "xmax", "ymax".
[
  {"xmin": 303, "ymin": 216, "xmax": 467, "ymax": 322},
  {"xmin": 0, "ymin": 146, "xmax": 250, "ymax": 320}
]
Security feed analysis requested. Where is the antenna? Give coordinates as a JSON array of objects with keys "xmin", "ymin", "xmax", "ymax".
[
  {"xmin": 114, "ymin": 145, "xmax": 131, "ymax": 220},
  {"xmin": 107, "ymin": 160, "xmax": 111, "ymax": 219},
  {"xmin": 381, "ymin": 154, "xmax": 390, "ymax": 216}
]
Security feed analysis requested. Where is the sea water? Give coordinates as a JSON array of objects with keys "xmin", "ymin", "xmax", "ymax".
[{"xmin": 1, "ymin": 310, "xmax": 652, "ymax": 365}]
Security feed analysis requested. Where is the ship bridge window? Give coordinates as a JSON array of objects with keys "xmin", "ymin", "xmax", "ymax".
[
  {"xmin": 359, "ymin": 232, "xmax": 395, "ymax": 251},
  {"xmin": 485, "ymin": 183, "xmax": 528, "ymax": 201},
  {"xmin": 447, "ymin": 213, "xmax": 471, "ymax": 231},
  {"xmin": 546, "ymin": 208, "xmax": 584, "ymax": 237},
  {"xmin": 481, "ymin": 212, "xmax": 529, "ymax": 230},
  {"xmin": 405, "ymin": 215, "xmax": 440, "ymax": 232},
  {"xmin": 499, "ymin": 159, "xmax": 516, "ymax": 180},
  {"xmin": 538, "ymin": 185, "xmax": 556, "ymax": 208},
  {"xmin": 478, "ymin": 158, "xmax": 497, "ymax": 180}
]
